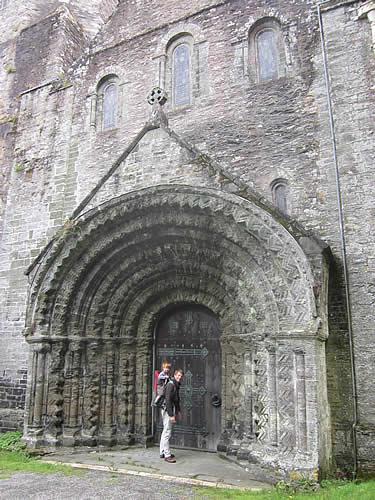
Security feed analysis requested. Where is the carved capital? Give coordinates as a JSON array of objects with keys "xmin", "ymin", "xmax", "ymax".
[{"xmin": 31, "ymin": 340, "xmax": 51, "ymax": 354}]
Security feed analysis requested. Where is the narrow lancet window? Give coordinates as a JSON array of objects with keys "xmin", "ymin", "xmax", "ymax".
[
  {"xmin": 256, "ymin": 29, "xmax": 279, "ymax": 82},
  {"xmin": 102, "ymin": 82, "xmax": 118, "ymax": 130},
  {"xmin": 272, "ymin": 179, "xmax": 288, "ymax": 214},
  {"xmin": 173, "ymin": 43, "xmax": 191, "ymax": 107},
  {"xmin": 248, "ymin": 18, "xmax": 286, "ymax": 83}
]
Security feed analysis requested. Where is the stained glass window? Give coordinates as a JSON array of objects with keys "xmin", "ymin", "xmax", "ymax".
[
  {"xmin": 256, "ymin": 29, "xmax": 279, "ymax": 82},
  {"xmin": 102, "ymin": 83, "xmax": 117, "ymax": 130},
  {"xmin": 173, "ymin": 43, "xmax": 191, "ymax": 107}
]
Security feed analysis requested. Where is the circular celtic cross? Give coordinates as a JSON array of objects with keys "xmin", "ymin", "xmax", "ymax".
[{"xmin": 147, "ymin": 87, "xmax": 167, "ymax": 106}]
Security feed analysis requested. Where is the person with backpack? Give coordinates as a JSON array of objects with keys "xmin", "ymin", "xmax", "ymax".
[
  {"xmin": 153, "ymin": 360, "xmax": 171, "ymax": 407},
  {"xmin": 160, "ymin": 368, "xmax": 184, "ymax": 463}
]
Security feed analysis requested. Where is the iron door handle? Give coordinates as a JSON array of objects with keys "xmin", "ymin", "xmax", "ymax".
[{"xmin": 211, "ymin": 394, "xmax": 221, "ymax": 407}]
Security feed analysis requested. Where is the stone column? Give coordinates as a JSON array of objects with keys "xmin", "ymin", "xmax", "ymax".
[
  {"xmin": 24, "ymin": 341, "xmax": 51, "ymax": 448},
  {"xmin": 99, "ymin": 340, "xmax": 118, "ymax": 445},
  {"xmin": 45, "ymin": 341, "xmax": 67, "ymax": 446},
  {"xmin": 267, "ymin": 347, "xmax": 278, "ymax": 447},
  {"xmin": 81, "ymin": 340, "xmax": 101, "ymax": 446},
  {"xmin": 237, "ymin": 348, "xmax": 255, "ymax": 460},
  {"xmin": 276, "ymin": 344, "xmax": 297, "ymax": 453},
  {"xmin": 358, "ymin": 1, "xmax": 375, "ymax": 54},
  {"xmin": 89, "ymin": 94, "xmax": 97, "ymax": 128},
  {"xmin": 134, "ymin": 335, "xmax": 153, "ymax": 443},
  {"xmin": 294, "ymin": 349, "xmax": 308, "ymax": 452},
  {"xmin": 217, "ymin": 334, "xmax": 235, "ymax": 453},
  {"xmin": 117, "ymin": 337, "xmax": 136, "ymax": 444},
  {"xmin": 63, "ymin": 340, "xmax": 84, "ymax": 446},
  {"xmin": 157, "ymin": 55, "xmax": 167, "ymax": 88}
]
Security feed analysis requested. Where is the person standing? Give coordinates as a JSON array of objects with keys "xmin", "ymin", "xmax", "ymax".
[
  {"xmin": 160, "ymin": 368, "xmax": 184, "ymax": 463},
  {"xmin": 153, "ymin": 361, "xmax": 171, "ymax": 407}
]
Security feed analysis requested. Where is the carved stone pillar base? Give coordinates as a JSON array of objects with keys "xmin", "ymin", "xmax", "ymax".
[
  {"xmin": 98, "ymin": 425, "xmax": 117, "ymax": 446},
  {"xmin": 116, "ymin": 429, "xmax": 135, "ymax": 445},
  {"xmin": 62, "ymin": 426, "xmax": 82, "ymax": 446},
  {"xmin": 22, "ymin": 427, "xmax": 46, "ymax": 449},
  {"xmin": 43, "ymin": 434, "xmax": 62, "ymax": 448}
]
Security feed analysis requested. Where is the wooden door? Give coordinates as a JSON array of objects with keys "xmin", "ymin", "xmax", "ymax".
[{"xmin": 154, "ymin": 305, "xmax": 221, "ymax": 451}]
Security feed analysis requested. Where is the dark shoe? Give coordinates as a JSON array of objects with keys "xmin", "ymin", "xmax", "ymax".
[
  {"xmin": 160, "ymin": 453, "xmax": 175, "ymax": 459},
  {"xmin": 164, "ymin": 456, "xmax": 176, "ymax": 463}
]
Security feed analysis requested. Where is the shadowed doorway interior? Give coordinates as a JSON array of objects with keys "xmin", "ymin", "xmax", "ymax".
[{"xmin": 154, "ymin": 304, "xmax": 222, "ymax": 451}]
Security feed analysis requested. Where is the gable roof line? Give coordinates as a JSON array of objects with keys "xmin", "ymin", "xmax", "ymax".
[
  {"xmin": 25, "ymin": 106, "xmax": 327, "ymax": 277},
  {"xmin": 162, "ymin": 123, "xmax": 327, "ymax": 247}
]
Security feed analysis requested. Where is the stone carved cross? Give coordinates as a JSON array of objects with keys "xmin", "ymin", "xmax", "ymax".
[{"xmin": 147, "ymin": 87, "xmax": 168, "ymax": 127}]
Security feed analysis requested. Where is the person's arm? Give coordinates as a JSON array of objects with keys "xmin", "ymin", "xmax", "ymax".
[
  {"xmin": 175, "ymin": 389, "xmax": 181, "ymax": 415},
  {"xmin": 165, "ymin": 382, "xmax": 175, "ymax": 417}
]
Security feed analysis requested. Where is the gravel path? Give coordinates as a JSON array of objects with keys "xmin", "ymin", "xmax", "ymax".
[{"xmin": 0, "ymin": 471, "xmax": 204, "ymax": 500}]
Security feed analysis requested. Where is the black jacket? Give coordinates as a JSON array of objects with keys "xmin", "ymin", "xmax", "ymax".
[{"xmin": 165, "ymin": 378, "xmax": 181, "ymax": 417}]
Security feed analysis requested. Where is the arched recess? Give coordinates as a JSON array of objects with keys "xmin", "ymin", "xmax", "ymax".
[
  {"xmin": 154, "ymin": 303, "xmax": 222, "ymax": 451},
  {"xmin": 248, "ymin": 17, "xmax": 288, "ymax": 83},
  {"xmin": 23, "ymin": 185, "xmax": 329, "ymax": 473},
  {"xmin": 154, "ymin": 22, "xmax": 209, "ymax": 103}
]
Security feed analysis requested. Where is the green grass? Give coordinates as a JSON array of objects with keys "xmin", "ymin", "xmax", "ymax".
[
  {"xmin": 0, "ymin": 451, "xmax": 82, "ymax": 478},
  {"xmin": 0, "ymin": 432, "xmax": 81, "ymax": 479},
  {"xmin": 0, "ymin": 431, "xmax": 25, "ymax": 453},
  {"xmin": 195, "ymin": 479, "xmax": 375, "ymax": 499}
]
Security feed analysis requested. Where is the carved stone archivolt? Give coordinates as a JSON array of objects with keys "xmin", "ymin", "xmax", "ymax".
[{"xmin": 23, "ymin": 185, "xmax": 329, "ymax": 475}]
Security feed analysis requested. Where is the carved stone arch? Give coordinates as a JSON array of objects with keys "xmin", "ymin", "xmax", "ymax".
[
  {"xmin": 41, "ymin": 209, "xmax": 309, "ymax": 339},
  {"xmin": 154, "ymin": 22, "xmax": 207, "ymax": 58},
  {"xmin": 24, "ymin": 185, "xmax": 328, "ymax": 474},
  {"xmin": 47, "ymin": 216, "xmax": 267, "ymax": 336},
  {"xmin": 27, "ymin": 185, "xmax": 317, "ymax": 337},
  {"xmin": 72, "ymin": 230, "xmax": 279, "ymax": 340},
  {"xmin": 136, "ymin": 291, "xmax": 236, "ymax": 342}
]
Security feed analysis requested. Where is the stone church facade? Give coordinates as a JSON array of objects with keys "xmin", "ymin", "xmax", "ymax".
[{"xmin": 0, "ymin": 0, "xmax": 374, "ymax": 479}]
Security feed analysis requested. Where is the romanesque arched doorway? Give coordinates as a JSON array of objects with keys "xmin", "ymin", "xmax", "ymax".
[
  {"xmin": 154, "ymin": 304, "xmax": 221, "ymax": 451},
  {"xmin": 23, "ymin": 185, "xmax": 330, "ymax": 475}
]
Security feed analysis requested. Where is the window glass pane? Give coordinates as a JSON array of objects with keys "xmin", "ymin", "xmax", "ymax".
[
  {"xmin": 257, "ymin": 30, "xmax": 279, "ymax": 81},
  {"xmin": 173, "ymin": 44, "xmax": 191, "ymax": 107},
  {"xmin": 103, "ymin": 83, "xmax": 117, "ymax": 130},
  {"xmin": 274, "ymin": 184, "xmax": 288, "ymax": 213}
]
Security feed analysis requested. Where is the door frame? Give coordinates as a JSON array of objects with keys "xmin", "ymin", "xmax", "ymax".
[{"xmin": 151, "ymin": 302, "xmax": 222, "ymax": 451}]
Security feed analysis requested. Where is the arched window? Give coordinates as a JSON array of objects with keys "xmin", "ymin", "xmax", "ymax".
[
  {"xmin": 167, "ymin": 34, "xmax": 193, "ymax": 108},
  {"xmin": 271, "ymin": 179, "xmax": 289, "ymax": 214},
  {"xmin": 102, "ymin": 82, "xmax": 118, "ymax": 130},
  {"xmin": 173, "ymin": 43, "xmax": 191, "ymax": 107},
  {"xmin": 249, "ymin": 18, "xmax": 286, "ymax": 83},
  {"xmin": 96, "ymin": 75, "xmax": 119, "ymax": 131},
  {"xmin": 256, "ymin": 29, "xmax": 279, "ymax": 82}
]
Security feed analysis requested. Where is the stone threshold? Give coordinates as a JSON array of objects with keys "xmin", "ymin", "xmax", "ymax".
[{"xmin": 42, "ymin": 459, "xmax": 264, "ymax": 491}]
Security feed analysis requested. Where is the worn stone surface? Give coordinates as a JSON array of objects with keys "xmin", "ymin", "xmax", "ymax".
[
  {"xmin": 0, "ymin": 0, "xmax": 374, "ymax": 478},
  {"xmin": 0, "ymin": 470, "xmax": 197, "ymax": 500}
]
